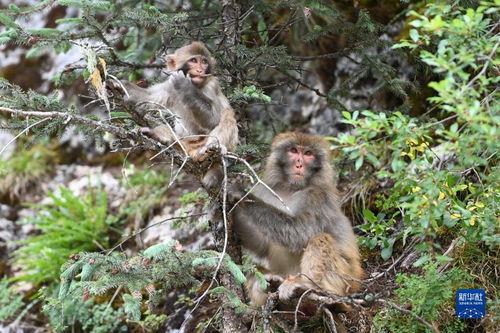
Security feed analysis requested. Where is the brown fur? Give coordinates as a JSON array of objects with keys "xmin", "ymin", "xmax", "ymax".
[{"xmin": 232, "ymin": 132, "xmax": 364, "ymax": 308}]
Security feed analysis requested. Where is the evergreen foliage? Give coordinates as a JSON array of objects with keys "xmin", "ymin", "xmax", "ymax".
[{"xmin": 57, "ymin": 242, "xmax": 249, "ymax": 323}]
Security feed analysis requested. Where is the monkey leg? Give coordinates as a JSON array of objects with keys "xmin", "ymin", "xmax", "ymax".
[
  {"xmin": 245, "ymin": 274, "xmax": 269, "ymax": 307},
  {"xmin": 201, "ymin": 163, "xmax": 223, "ymax": 189},
  {"xmin": 300, "ymin": 233, "xmax": 359, "ymax": 296}
]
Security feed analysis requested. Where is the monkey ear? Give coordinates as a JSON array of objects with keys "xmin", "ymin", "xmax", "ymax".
[{"xmin": 166, "ymin": 54, "xmax": 177, "ymax": 71}]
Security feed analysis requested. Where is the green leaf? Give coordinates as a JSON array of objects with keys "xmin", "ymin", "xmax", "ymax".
[
  {"xmin": 409, "ymin": 29, "xmax": 419, "ymax": 42},
  {"xmin": 381, "ymin": 246, "xmax": 393, "ymax": 260},
  {"xmin": 122, "ymin": 294, "xmax": 141, "ymax": 322},
  {"xmin": 363, "ymin": 209, "xmax": 377, "ymax": 223},
  {"xmin": 0, "ymin": 13, "xmax": 20, "ymax": 29},
  {"xmin": 226, "ymin": 260, "xmax": 246, "ymax": 285},
  {"xmin": 413, "ymin": 254, "xmax": 430, "ymax": 267},
  {"xmin": 355, "ymin": 156, "xmax": 364, "ymax": 170}
]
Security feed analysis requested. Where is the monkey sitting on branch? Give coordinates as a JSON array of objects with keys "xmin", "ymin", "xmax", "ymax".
[
  {"xmin": 230, "ymin": 132, "xmax": 364, "ymax": 312},
  {"xmin": 118, "ymin": 42, "xmax": 238, "ymax": 187}
]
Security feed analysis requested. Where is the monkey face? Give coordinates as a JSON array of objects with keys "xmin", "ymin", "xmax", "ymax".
[
  {"xmin": 180, "ymin": 55, "xmax": 210, "ymax": 87},
  {"xmin": 285, "ymin": 145, "xmax": 318, "ymax": 187}
]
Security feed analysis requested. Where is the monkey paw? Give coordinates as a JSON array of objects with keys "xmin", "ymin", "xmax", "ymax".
[
  {"xmin": 201, "ymin": 168, "xmax": 223, "ymax": 189},
  {"xmin": 278, "ymin": 275, "xmax": 302, "ymax": 301},
  {"xmin": 169, "ymin": 71, "xmax": 191, "ymax": 90}
]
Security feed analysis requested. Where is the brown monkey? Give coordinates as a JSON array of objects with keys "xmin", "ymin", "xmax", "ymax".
[
  {"xmin": 230, "ymin": 132, "xmax": 364, "ymax": 307},
  {"xmin": 120, "ymin": 42, "xmax": 238, "ymax": 186}
]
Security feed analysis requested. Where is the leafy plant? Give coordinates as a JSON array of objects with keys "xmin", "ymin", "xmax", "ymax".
[
  {"xmin": 330, "ymin": 1, "xmax": 499, "ymax": 261},
  {"xmin": 0, "ymin": 278, "xmax": 24, "ymax": 322},
  {"xmin": 119, "ymin": 164, "xmax": 168, "ymax": 222},
  {"xmin": 374, "ymin": 262, "xmax": 470, "ymax": 333},
  {"xmin": 13, "ymin": 186, "xmax": 116, "ymax": 285},
  {"xmin": 0, "ymin": 144, "xmax": 57, "ymax": 201}
]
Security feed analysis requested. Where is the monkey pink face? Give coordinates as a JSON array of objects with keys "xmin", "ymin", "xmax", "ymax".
[
  {"xmin": 186, "ymin": 55, "xmax": 210, "ymax": 86},
  {"xmin": 287, "ymin": 145, "xmax": 316, "ymax": 182}
]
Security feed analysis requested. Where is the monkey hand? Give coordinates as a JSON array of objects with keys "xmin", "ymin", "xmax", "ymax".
[
  {"xmin": 140, "ymin": 125, "xmax": 172, "ymax": 144},
  {"xmin": 106, "ymin": 79, "xmax": 127, "ymax": 98},
  {"xmin": 227, "ymin": 183, "xmax": 246, "ymax": 203},
  {"xmin": 194, "ymin": 138, "xmax": 227, "ymax": 162},
  {"xmin": 278, "ymin": 275, "xmax": 306, "ymax": 301},
  {"xmin": 169, "ymin": 71, "xmax": 192, "ymax": 90}
]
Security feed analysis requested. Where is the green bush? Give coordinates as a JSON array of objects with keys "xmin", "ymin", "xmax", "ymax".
[
  {"xmin": 0, "ymin": 144, "xmax": 57, "ymax": 200},
  {"xmin": 13, "ymin": 186, "xmax": 116, "ymax": 285},
  {"xmin": 374, "ymin": 262, "xmax": 470, "ymax": 333},
  {"xmin": 330, "ymin": 1, "xmax": 499, "ymax": 262}
]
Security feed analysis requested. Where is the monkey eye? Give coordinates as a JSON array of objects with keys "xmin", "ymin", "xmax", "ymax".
[
  {"xmin": 304, "ymin": 150, "xmax": 314, "ymax": 156},
  {"xmin": 202, "ymin": 58, "xmax": 208, "ymax": 64},
  {"xmin": 189, "ymin": 57, "xmax": 197, "ymax": 63},
  {"xmin": 290, "ymin": 147, "xmax": 298, "ymax": 154}
]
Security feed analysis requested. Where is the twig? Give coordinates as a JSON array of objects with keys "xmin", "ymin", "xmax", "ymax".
[
  {"xmin": 179, "ymin": 156, "xmax": 231, "ymax": 331},
  {"xmin": 6, "ymin": 0, "xmax": 55, "ymax": 16},
  {"xmin": 459, "ymin": 41, "xmax": 499, "ymax": 94},
  {"xmin": 294, "ymin": 289, "xmax": 313, "ymax": 331},
  {"xmin": 322, "ymin": 307, "xmax": 338, "ymax": 333},
  {"xmin": 376, "ymin": 299, "xmax": 440, "ymax": 333},
  {"xmin": 0, "ymin": 107, "xmax": 137, "ymax": 143},
  {"xmin": 106, "ymin": 286, "xmax": 122, "ymax": 309},
  {"xmin": 106, "ymin": 214, "xmax": 205, "ymax": 254},
  {"xmin": 0, "ymin": 118, "xmax": 49, "ymax": 156},
  {"xmin": 274, "ymin": 69, "xmax": 327, "ymax": 98}
]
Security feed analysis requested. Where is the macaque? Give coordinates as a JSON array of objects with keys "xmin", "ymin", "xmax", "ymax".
[
  {"xmin": 230, "ymin": 132, "xmax": 364, "ymax": 308},
  {"xmin": 120, "ymin": 42, "xmax": 238, "ymax": 187}
]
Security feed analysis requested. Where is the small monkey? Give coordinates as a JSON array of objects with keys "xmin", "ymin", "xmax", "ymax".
[
  {"xmin": 230, "ymin": 132, "xmax": 364, "ymax": 309},
  {"xmin": 120, "ymin": 42, "xmax": 238, "ymax": 187}
]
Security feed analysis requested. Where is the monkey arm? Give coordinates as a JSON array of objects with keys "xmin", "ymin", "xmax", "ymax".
[
  {"xmin": 169, "ymin": 72, "xmax": 218, "ymax": 130},
  {"xmin": 234, "ymin": 199, "xmax": 316, "ymax": 253}
]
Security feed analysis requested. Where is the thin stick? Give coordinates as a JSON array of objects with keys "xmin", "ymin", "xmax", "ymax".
[
  {"xmin": 179, "ymin": 156, "xmax": 230, "ymax": 331},
  {"xmin": 106, "ymin": 214, "xmax": 205, "ymax": 255},
  {"xmin": 376, "ymin": 299, "xmax": 440, "ymax": 333},
  {"xmin": 0, "ymin": 118, "xmax": 49, "ymax": 156},
  {"xmin": 294, "ymin": 289, "xmax": 313, "ymax": 331}
]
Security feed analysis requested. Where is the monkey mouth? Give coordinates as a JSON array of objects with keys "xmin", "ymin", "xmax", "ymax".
[
  {"xmin": 291, "ymin": 173, "xmax": 304, "ymax": 178},
  {"xmin": 191, "ymin": 74, "xmax": 211, "ymax": 79}
]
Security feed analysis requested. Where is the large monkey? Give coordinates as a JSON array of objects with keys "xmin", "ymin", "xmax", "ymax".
[
  {"xmin": 120, "ymin": 42, "xmax": 238, "ymax": 186},
  {"xmin": 230, "ymin": 132, "xmax": 364, "ymax": 308}
]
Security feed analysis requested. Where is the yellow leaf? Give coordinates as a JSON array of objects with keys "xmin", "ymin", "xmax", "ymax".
[
  {"xmin": 476, "ymin": 202, "xmax": 485, "ymax": 208},
  {"xmin": 438, "ymin": 192, "xmax": 445, "ymax": 200},
  {"xmin": 469, "ymin": 216, "xmax": 476, "ymax": 226},
  {"xmin": 468, "ymin": 206, "xmax": 477, "ymax": 211},
  {"xmin": 451, "ymin": 213, "xmax": 461, "ymax": 219},
  {"xmin": 98, "ymin": 57, "xmax": 106, "ymax": 73},
  {"xmin": 89, "ymin": 68, "xmax": 103, "ymax": 90},
  {"xmin": 415, "ymin": 144, "xmax": 426, "ymax": 152},
  {"xmin": 412, "ymin": 186, "xmax": 421, "ymax": 193},
  {"xmin": 406, "ymin": 138, "xmax": 418, "ymax": 145},
  {"xmin": 433, "ymin": 201, "xmax": 438, "ymax": 206}
]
